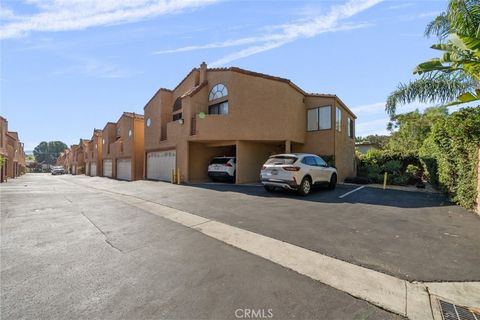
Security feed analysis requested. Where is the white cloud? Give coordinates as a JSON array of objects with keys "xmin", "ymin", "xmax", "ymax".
[
  {"xmin": 52, "ymin": 57, "xmax": 141, "ymax": 79},
  {"xmin": 349, "ymin": 102, "xmax": 386, "ymax": 115},
  {"xmin": 417, "ymin": 11, "xmax": 441, "ymax": 18},
  {"xmin": 155, "ymin": 0, "xmax": 383, "ymax": 66},
  {"xmin": 0, "ymin": 0, "xmax": 219, "ymax": 39},
  {"xmin": 387, "ymin": 3, "xmax": 413, "ymax": 10}
]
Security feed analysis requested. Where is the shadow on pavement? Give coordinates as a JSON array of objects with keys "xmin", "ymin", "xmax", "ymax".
[{"xmin": 186, "ymin": 182, "xmax": 453, "ymax": 209}]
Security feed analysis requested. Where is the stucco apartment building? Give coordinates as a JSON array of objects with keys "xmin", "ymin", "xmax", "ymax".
[
  {"xmin": 143, "ymin": 63, "xmax": 356, "ymax": 184},
  {"xmin": 101, "ymin": 112, "xmax": 144, "ymax": 181},
  {"xmin": 0, "ymin": 116, "xmax": 26, "ymax": 182},
  {"xmin": 70, "ymin": 139, "xmax": 88, "ymax": 175},
  {"xmin": 85, "ymin": 129, "xmax": 103, "ymax": 177}
]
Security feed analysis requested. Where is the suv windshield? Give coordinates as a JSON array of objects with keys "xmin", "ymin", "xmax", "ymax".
[
  {"xmin": 210, "ymin": 158, "xmax": 233, "ymax": 165},
  {"xmin": 265, "ymin": 156, "xmax": 297, "ymax": 165}
]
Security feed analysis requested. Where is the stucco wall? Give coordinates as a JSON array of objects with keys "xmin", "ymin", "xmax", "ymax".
[
  {"xmin": 188, "ymin": 70, "xmax": 305, "ymax": 143},
  {"xmin": 236, "ymin": 141, "xmax": 284, "ymax": 183},
  {"xmin": 133, "ymin": 117, "xmax": 145, "ymax": 180},
  {"xmin": 334, "ymin": 100, "xmax": 356, "ymax": 182}
]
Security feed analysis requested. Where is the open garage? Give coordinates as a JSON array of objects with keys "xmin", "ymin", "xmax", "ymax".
[
  {"xmin": 189, "ymin": 142, "xmax": 235, "ymax": 183},
  {"xmin": 188, "ymin": 141, "xmax": 284, "ymax": 184}
]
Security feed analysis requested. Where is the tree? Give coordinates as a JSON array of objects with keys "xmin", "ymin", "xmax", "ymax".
[
  {"xmin": 386, "ymin": 0, "xmax": 480, "ymax": 116},
  {"xmin": 387, "ymin": 106, "xmax": 448, "ymax": 154},
  {"xmin": 33, "ymin": 141, "xmax": 68, "ymax": 164},
  {"xmin": 355, "ymin": 135, "xmax": 390, "ymax": 148}
]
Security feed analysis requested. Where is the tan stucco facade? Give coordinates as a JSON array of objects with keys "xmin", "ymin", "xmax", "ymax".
[
  {"xmin": 144, "ymin": 63, "xmax": 357, "ymax": 183},
  {"xmin": 84, "ymin": 129, "xmax": 103, "ymax": 176},
  {"xmin": 1, "ymin": 117, "xmax": 26, "ymax": 181},
  {"xmin": 103, "ymin": 112, "xmax": 145, "ymax": 181}
]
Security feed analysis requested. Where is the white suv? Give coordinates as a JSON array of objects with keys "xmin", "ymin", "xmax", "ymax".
[
  {"xmin": 260, "ymin": 153, "xmax": 337, "ymax": 195},
  {"xmin": 208, "ymin": 157, "xmax": 236, "ymax": 182}
]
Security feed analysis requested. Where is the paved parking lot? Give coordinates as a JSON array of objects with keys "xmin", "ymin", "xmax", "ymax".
[
  {"xmin": 67, "ymin": 174, "xmax": 479, "ymax": 281},
  {"xmin": 1, "ymin": 174, "xmax": 403, "ymax": 320},
  {"xmin": 2, "ymin": 173, "xmax": 480, "ymax": 319}
]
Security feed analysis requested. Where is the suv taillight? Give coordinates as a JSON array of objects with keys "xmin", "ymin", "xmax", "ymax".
[
  {"xmin": 225, "ymin": 163, "xmax": 232, "ymax": 167},
  {"xmin": 283, "ymin": 166, "xmax": 300, "ymax": 171}
]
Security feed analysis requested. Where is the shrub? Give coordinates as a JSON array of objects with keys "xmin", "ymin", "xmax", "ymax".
[
  {"xmin": 390, "ymin": 174, "xmax": 410, "ymax": 186},
  {"xmin": 428, "ymin": 107, "xmax": 480, "ymax": 209},
  {"xmin": 382, "ymin": 160, "xmax": 402, "ymax": 174}
]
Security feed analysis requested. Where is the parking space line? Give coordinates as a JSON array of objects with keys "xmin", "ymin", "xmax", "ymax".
[{"xmin": 338, "ymin": 186, "xmax": 365, "ymax": 199}]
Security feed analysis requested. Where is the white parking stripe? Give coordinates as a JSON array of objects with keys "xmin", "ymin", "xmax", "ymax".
[{"xmin": 338, "ymin": 186, "xmax": 365, "ymax": 198}]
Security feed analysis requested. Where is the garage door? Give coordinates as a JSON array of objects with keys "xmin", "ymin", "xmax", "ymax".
[
  {"xmin": 85, "ymin": 164, "xmax": 90, "ymax": 176},
  {"xmin": 103, "ymin": 160, "xmax": 112, "ymax": 178},
  {"xmin": 146, "ymin": 150, "xmax": 176, "ymax": 181},
  {"xmin": 91, "ymin": 163, "xmax": 97, "ymax": 176},
  {"xmin": 72, "ymin": 165, "xmax": 77, "ymax": 175},
  {"xmin": 117, "ymin": 159, "xmax": 132, "ymax": 181}
]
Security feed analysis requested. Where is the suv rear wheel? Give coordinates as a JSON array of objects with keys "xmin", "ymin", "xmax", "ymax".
[
  {"xmin": 264, "ymin": 185, "xmax": 275, "ymax": 192},
  {"xmin": 298, "ymin": 177, "xmax": 311, "ymax": 196},
  {"xmin": 328, "ymin": 173, "xmax": 337, "ymax": 190}
]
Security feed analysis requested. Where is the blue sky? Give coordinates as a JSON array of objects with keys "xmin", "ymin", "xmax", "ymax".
[{"xmin": 1, "ymin": 0, "xmax": 447, "ymax": 151}]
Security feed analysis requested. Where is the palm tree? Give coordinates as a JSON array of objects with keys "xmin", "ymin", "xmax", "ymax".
[{"xmin": 385, "ymin": 0, "xmax": 480, "ymax": 117}]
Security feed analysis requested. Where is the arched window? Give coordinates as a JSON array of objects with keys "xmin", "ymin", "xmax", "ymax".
[
  {"xmin": 208, "ymin": 84, "xmax": 228, "ymax": 101},
  {"xmin": 173, "ymin": 97, "xmax": 182, "ymax": 112}
]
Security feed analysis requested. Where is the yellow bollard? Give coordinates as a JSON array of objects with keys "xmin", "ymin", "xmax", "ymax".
[
  {"xmin": 171, "ymin": 169, "xmax": 176, "ymax": 184},
  {"xmin": 176, "ymin": 168, "xmax": 181, "ymax": 185},
  {"xmin": 383, "ymin": 172, "xmax": 388, "ymax": 190}
]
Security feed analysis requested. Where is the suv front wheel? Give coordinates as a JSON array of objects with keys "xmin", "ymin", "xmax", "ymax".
[{"xmin": 297, "ymin": 177, "xmax": 311, "ymax": 196}]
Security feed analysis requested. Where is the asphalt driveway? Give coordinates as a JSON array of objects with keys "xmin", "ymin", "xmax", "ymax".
[
  {"xmin": 1, "ymin": 174, "xmax": 403, "ymax": 320},
  {"xmin": 65, "ymin": 175, "xmax": 480, "ymax": 282}
]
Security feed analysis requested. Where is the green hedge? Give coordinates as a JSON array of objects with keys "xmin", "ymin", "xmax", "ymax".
[{"xmin": 420, "ymin": 107, "xmax": 480, "ymax": 209}]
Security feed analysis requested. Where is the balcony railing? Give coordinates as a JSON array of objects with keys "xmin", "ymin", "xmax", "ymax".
[{"xmin": 190, "ymin": 117, "xmax": 196, "ymax": 135}]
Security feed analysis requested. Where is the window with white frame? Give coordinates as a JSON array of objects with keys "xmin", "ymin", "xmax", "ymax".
[
  {"xmin": 336, "ymin": 107, "xmax": 342, "ymax": 132},
  {"xmin": 208, "ymin": 84, "xmax": 228, "ymax": 101},
  {"xmin": 208, "ymin": 101, "xmax": 229, "ymax": 115},
  {"xmin": 307, "ymin": 106, "xmax": 331, "ymax": 131},
  {"xmin": 208, "ymin": 84, "xmax": 229, "ymax": 115}
]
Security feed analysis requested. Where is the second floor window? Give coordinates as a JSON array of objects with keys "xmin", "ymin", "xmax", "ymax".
[
  {"xmin": 208, "ymin": 101, "xmax": 228, "ymax": 115},
  {"xmin": 173, "ymin": 97, "xmax": 182, "ymax": 112},
  {"xmin": 208, "ymin": 84, "xmax": 228, "ymax": 101},
  {"xmin": 347, "ymin": 117, "xmax": 354, "ymax": 138},
  {"xmin": 336, "ymin": 107, "xmax": 342, "ymax": 132},
  {"xmin": 173, "ymin": 113, "xmax": 182, "ymax": 121},
  {"xmin": 307, "ymin": 106, "xmax": 331, "ymax": 131}
]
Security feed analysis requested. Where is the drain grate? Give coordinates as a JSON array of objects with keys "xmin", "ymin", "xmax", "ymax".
[{"xmin": 440, "ymin": 300, "xmax": 479, "ymax": 320}]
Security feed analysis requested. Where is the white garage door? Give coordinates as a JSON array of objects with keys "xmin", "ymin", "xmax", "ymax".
[
  {"xmin": 117, "ymin": 159, "xmax": 132, "ymax": 181},
  {"xmin": 85, "ymin": 164, "xmax": 90, "ymax": 176},
  {"xmin": 103, "ymin": 160, "xmax": 112, "ymax": 178},
  {"xmin": 146, "ymin": 150, "xmax": 176, "ymax": 181},
  {"xmin": 91, "ymin": 163, "xmax": 97, "ymax": 176}
]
